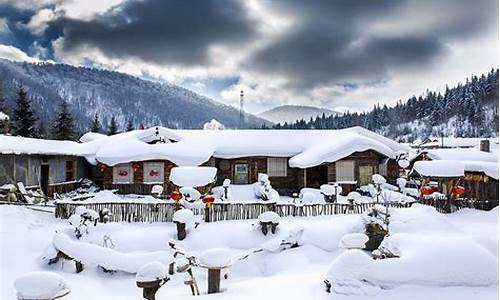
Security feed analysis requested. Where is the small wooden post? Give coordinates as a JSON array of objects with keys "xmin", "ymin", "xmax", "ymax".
[
  {"xmin": 204, "ymin": 206, "xmax": 211, "ymax": 222},
  {"xmin": 175, "ymin": 222, "xmax": 186, "ymax": 240},
  {"xmin": 207, "ymin": 268, "xmax": 221, "ymax": 294}
]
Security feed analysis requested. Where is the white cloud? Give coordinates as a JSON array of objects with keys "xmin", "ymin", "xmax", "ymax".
[
  {"xmin": 26, "ymin": 8, "xmax": 58, "ymax": 35},
  {"xmin": 0, "ymin": 18, "xmax": 10, "ymax": 34},
  {"xmin": 0, "ymin": 44, "xmax": 40, "ymax": 62}
]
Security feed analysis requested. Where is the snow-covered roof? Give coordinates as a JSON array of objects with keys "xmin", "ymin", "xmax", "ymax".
[
  {"xmin": 412, "ymin": 160, "xmax": 498, "ymax": 180},
  {"xmin": 418, "ymin": 137, "xmax": 499, "ymax": 149},
  {"xmin": 1, "ymin": 126, "xmax": 408, "ymax": 168},
  {"xmin": 423, "ymin": 148, "xmax": 498, "ymax": 163}
]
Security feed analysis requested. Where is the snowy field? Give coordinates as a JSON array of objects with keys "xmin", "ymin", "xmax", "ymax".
[{"xmin": 1, "ymin": 204, "xmax": 498, "ymax": 300}]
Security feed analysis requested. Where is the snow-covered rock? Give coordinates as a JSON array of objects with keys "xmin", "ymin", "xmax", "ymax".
[
  {"xmin": 257, "ymin": 211, "xmax": 280, "ymax": 223},
  {"xmin": 198, "ymin": 248, "xmax": 232, "ymax": 268},
  {"xmin": 14, "ymin": 272, "xmax": 70, "ymax": 300},
  {"xmin": 338, "ymin": 233, "xmax": 369, "ymax": 249},
  {"xmin": 136, "ymin": 262, "xmax": 168, "ymax": 283},
  {"xmin": 172, "ymin": 209, "xmax": 195, "ymax": 224}
]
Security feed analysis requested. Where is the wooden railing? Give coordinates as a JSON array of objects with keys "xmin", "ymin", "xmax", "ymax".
[
  {"xmin": 419, "ymin": 197, "xmax": 494, "ymax": 213},
  {"xmin": 54, "ymin": 201, "xmax": 416, "ymax": 223}
]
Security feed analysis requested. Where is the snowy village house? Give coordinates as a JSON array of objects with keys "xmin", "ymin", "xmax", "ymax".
[
  {"xmin": 1, "ymin": 126, "xmax": 407, "ymax": 197},
  {"xmin": 409, "ymin": 145, "xmax": 499, "ymax": 207}
]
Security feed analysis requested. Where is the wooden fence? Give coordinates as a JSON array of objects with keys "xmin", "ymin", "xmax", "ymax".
[
  {"xmin": 418, "ymin": 197, "xmax": 494, "ymax": 213},
  {"xmin": 54, "ymin": 201, "xmax": 415, "ymax": 223}
]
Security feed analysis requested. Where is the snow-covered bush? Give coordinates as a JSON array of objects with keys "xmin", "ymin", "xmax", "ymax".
[
  {"xmin": 257, "ymin": 211, "xmax": 280, "ymax": 235},
  {"xmin": 346, "ymin": 191, "xmax": 362, "ymax": 203},
  {"xmin": 396, "ymin": 178, "xmax": 407, "ymax": 192},
  {"xmin": 151, "ymin": 185, "xmax": 164, "ymax": 196},
  {"xmin": 14, "ymin": 272, "xmax": 70, "ymax": 300},
  {"xmin": 253, "ymin": 173, "xmax": 280, "ymax": 202},
  {"xmin": 179, "ymin": 187, "xmax": 201, "ymax": 202}
]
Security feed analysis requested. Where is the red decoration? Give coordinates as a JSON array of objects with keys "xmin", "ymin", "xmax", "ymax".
[
  {"xmin": 97, "ymin": 163, "xmax": 108, "ymax": 172},
  {"xmin": 451, "ymin": 185, "xmax": 465, "ymax": 197},
  {"xmin": 202, "ymin": 195, "xmax": 215, "ymax": 207},
  {"xmin": 420, "ymin": 186, "xmax": 434, "ymax": 196},
  {"xmin": 131, "ymin": 162, "xmax": 141, "ymax": 171},
  {"xmin": 149, "ymin": 169, "xmax": 160, "ymax": 177},
  {"xmin": 118, "ymin": 170, "xmax": 128, "ymax": 177},
  {"xmin": 170, "ymin": 191, "xmax": 183, "ymax": 202}
]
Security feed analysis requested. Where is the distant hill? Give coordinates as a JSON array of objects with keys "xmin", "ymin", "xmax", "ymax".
[
  {"xmin": 258, "ymin": 105, "xmax": 340, "ymax": 124},
  {"xmin": 0, "ymin": 59, "xmax": 270, "ymax": 131},
  {"xmin": 272, "ymin": 69, "xmax": 499, "ymax": 142}
]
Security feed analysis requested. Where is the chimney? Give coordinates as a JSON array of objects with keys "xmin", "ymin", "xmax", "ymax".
[{"xmin": 480, "ymin": 139, "xmax": 490, "ymax": 152}]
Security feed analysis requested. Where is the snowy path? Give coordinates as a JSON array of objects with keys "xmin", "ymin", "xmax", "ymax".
[{"xmin": 1, "ymin": 205, "xmax": 498, "ymax": 300}]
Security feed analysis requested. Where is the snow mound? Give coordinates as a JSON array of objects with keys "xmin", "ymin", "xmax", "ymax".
[
  {"xmin": 14, "ymin": 272, "xmax": 70, "ymax": 300},
  {"xmin": 68, "ymin": 214, "xmax": 82, "ymax": 226},
  {"xmin": 198, "ymin": 248, "xmax": 232, "ymax": 268},
  {"xmin": 136, "ymin": 262, "xmax": 168, "ymax": 282},
  {"xmin": 326, "ymin": 233, "xmax": 499, "ymax": 295},
  {"xmin": 179, "ymin": 187, "xmax": 201, "ymax": 201},
  {"xmin": 172, "ymin": 209, "xmax": 195, "ymax": 224},
  {"xmin": 257, "ymin": 211, "xmax": 280, "ymax": 223},
  {"xmin": 169, "ymin": 167, "xmax": 217, "ymax": 187},
  {"xmin": 52, "ymin": 232, "xmax": 172, "ymax": 273},
  {"xmin": 320, "ymin": 184, "xmax": 335, "ymax": 196},
  {"xmin": 301, "ymin": 191, "xmax": 317, "ymax": 203},
  {"xmin": 338, "ymin": 233, "xmax": 368, "ymax": 249}
]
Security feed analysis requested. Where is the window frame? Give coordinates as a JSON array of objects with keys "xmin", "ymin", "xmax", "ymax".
[
  {"xmin": 143, "ymin": 162, "xmax": 165, "ymax": 184},
  {"xmin": 267, "ymin": 157, "xmax": 288, "ymax": 177},
  {"xmin": 335, "ymin": 160, "xmax": 355, "ymax": 182}
]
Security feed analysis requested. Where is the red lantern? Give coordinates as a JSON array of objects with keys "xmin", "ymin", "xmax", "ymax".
[
  {"xmin": 131, "ymin": 162, "xmax": 141, "ymax": 172},
  {"xmin": 451, "ymin": 185, "xmax": 465, "ymax": 197},
  {"xmin": 202, "ymin": 195, "xmax": 215, "ymax": 207},
  {"xmin": 170, "ymin": 191, "xmax": 183, "ymax": 202},
  {"xmin": 420, "ymin": 186, "xmax": 434, "ymax": 196},
  {"xmin": 97, "ymin": 163, "xmax": 108, "ymax": 172}
]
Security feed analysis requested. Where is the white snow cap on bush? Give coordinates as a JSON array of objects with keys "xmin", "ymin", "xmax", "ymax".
[
  {"xmin": 339, "ymin": 233, "xmax": 368, "ymax": 249},
  {"xmin": 372, "ymin": 174, "xmax": 387, "ymax": 185},
  {"xmin": 198, "ymin": 248, "xmax": 232, "ymax": 268},
  {"xmin": 85, "ymin": 209, "xmax": 99, "ymax": 220},
  {"xmin": 74, "ymin": 206, "xmax": 86, "ymax": 215},
  {"xmin": 258, "ymin": 211, "xmax": 280, "ymax": 223},
  {"xmin": 179, "ymin": 187, "xmax": 201, "ymax": 200},
  {"xmin": 68, "ymin": 214, "xmax": 82, "ymax": 226},
  {"xmin": 258, "ymin": 173, "xmax": 269, "ymax": 183},
  {"xmin": 136, "ymin": 261, "xmax": 168, "ymax": 283},
  {"xmin": 151, "ymin": 185, "xmax": 164, "ymax": 195},
  {"xmin": 346, "ymin": 191, "xmax": 361, "ymax": 202},
  {"xmin": 301, "ymin": 191, "xmax": 317, "ymax": 203},
  {"xmin": 14, "ymin": 272, "xmax": 70, "ymax": 300},
  {"xmin": 222, "ymin": 179, "xmax": 231, "ymax": 187},
  {"xmin": 172, "ymin": 209, "xmax": 195, "ymax": 224},
  {"xmin": 320, "ymin": 184, "xmax": 335, "ymax": 196}
]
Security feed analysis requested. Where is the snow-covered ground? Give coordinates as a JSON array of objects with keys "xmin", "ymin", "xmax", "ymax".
[{"xmin": 1, "ymin": 204, "xmax": 497, "ymax": 299}]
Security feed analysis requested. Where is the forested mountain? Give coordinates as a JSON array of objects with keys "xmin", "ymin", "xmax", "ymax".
[
  {"xmin": 271, "ymin": 69, "xmax": 499, "ymax": 142},
  {"xmin": 0, "ymin": 59, "xmax": 269, "ymax": 132},
  {"xmin": 258, "ymin": 105, "xmax": 340, "ymax": 124}
]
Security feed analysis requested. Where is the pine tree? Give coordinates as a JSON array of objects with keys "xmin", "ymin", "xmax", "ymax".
[
  {"xmin": 52, "ymin": 100, "xmax": 76, "ymax": 140},
  {"xmin": 126, "ymin": 119, "xmax": 134, "ymax": 131},
  {"xmin": 90, "ymin": 113, "xmax": 101, "ymax": 133},
  {"xmin": 37, "ymin": 121, "xmax": 47, "ymax": 139},
  {"xmin": 0, "ymin": 81, "xmax": 8, "ymax": 115},
  {"xmin": 108, "ymin": 115, "xmax": 118, "ymax": 135},
  {"xmin": 12, "ymin": 86, "xmax": 37, "ymax": 137}
]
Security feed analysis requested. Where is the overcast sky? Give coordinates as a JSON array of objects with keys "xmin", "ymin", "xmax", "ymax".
[{"xmin": 0, "ymin": 0, "xmax": 497, "ymax": 114}]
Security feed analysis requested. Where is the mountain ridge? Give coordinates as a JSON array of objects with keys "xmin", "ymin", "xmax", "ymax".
[{"xmin": 258, "ymin": 104, "xmax": 340, "ymax": 124}]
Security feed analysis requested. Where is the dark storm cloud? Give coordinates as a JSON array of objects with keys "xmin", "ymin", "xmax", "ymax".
[
  {"xmin": 57, "ymin": 0, "xmax": 257, "ymax": 65},
  {"xmin": 245, "ymin": 0, "xmax": 498, "ymax": 89}
]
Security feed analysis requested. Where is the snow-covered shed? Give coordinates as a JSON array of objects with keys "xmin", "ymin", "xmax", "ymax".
[
  {"xmin": 78, "ymin": 126, "xmax": 407, "ymax": 195},
  {"xmin": 417, "ymin": 137, "xmax": 499, "ymax": 150},
  {"xmin": 0, "ymin": 135, "xmax": 93, "ymax": 196},
  {"xmin": 410, "ymin": 147, "xmax": 499, "ymax": 204}
]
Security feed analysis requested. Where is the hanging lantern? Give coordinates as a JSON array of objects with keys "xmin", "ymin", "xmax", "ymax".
[
  {"xmin": 451, "ymin": 185, "xmax": 465, "ymax": 197},
  {"xmin": 170, "ymin": 191, "xmax": 183, "ymax": 202},
  {"xmin": 420, "ymin": 186, "xmax": 434, "ymax": 196},
  {"xmin": 131, "ymin": 162, "xmax": 141, "ymax": 172},
  {"xmin": 202, "ymin": 195, "xmax": 215, "ymax": 207},
  {"xmin": 97, "ymin": 163, "xmax": 108, "ymax": 172}
]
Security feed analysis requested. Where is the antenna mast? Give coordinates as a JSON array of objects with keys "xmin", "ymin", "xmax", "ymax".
[{"xmin": 239, "ymin": 90, "xmax": 245, "ymax": 129}]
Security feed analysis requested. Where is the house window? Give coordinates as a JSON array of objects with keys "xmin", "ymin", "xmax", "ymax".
[
  {"xmin": 379, "ymin": 159, "xmax": 388, "ymax": 176},
  {"xmin": 143, "ymin": 162, "xmax": 164, "ymax": 183},
  {"xmin": 233, "ymin": 163, "xmax": 249, "ymax": 184},
  {"xmin": 113, "ymin": 164, "xmax": 133, "ymax": 183},
  {"xmin": 65, "ymin": 160, "xmax": 75, "ymax": 181},
  {"xmin": 335, "ymin": 160, "xmax": 355, "ymax": 182},
  {"xmin": 359, "ymin": 165, "xmax": 374, "ymax": 186},
  {"xmin": 267, "ymin": 157, "xmax": 287, "ymax": 177}
]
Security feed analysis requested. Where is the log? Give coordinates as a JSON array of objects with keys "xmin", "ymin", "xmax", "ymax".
[
  {"xmin": 175, "ymin": 222, "xmax": 186, "ymax": 240},
  {"xmin": 207, "ymin": 268, "xmax": 221, "ymax": 294}
]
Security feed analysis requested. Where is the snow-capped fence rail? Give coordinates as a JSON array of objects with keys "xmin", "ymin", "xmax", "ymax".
[{"xmin": 54, "ymin": 201, "xmax": 415, "ymax": 223}]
